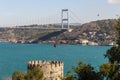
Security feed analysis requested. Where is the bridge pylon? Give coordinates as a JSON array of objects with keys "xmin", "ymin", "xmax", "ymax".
[{"xmin": 61, "ymin": 9, "xmax": 69, "ymax": 29}]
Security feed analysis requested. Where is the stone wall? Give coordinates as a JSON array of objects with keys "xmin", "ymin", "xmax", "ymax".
[{"xmin": 27, "ymin": 60, "xmax": 64, "ymax": 80}]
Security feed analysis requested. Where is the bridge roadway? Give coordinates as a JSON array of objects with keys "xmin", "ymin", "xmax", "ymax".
[
  {"xmin": 0, "ymin": 27, "xmax": 68, "ymax": 30},
  {"xmin": 0, "ymin": 27, "xmax": 73, "ymax": 32},
  {"xmin": 1, "ymin": 27, "xmax": 68, "ymax": 30}
]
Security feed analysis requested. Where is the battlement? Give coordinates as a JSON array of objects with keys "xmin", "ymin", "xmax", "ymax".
[
  {"xmin": 27, "ymin": 60, "xmax": 64, "ymax": 80},
  {"xmin": 28, "ymin": 60, "xmax": 63, "ymax": 69}
]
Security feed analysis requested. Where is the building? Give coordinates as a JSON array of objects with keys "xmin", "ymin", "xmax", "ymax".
[{"xmin": 27, "ymin": 60, "xmax": 64, "ymax": 80}]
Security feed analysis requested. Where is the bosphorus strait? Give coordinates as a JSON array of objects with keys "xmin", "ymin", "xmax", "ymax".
[{"xmin": 0, "ymin": 42, "xmax": 110, "ymax": 80}]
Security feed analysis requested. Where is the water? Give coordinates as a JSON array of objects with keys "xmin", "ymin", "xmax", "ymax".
[{"xmin": 0, "ymin": 42, "xmax": 110, "ymax": 80}]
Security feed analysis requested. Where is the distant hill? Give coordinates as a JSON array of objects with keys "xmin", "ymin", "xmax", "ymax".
[
  {"xmin": 0, "ymin": 19, "xmax": 117, "ymax": 45},
  {"xmin": 56, "ymin": 19, "xmax": 117, "ymax": 45}
]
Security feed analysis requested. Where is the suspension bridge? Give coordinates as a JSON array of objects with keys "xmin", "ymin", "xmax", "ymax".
[{"xmin": 0, "ymin": 9, "xmax": 81, "ymax": 32}]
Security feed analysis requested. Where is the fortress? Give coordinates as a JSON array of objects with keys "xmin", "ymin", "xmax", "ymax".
[{"xmin": 27, "ymin": 60, "xmax": 64, "ymax": 80}]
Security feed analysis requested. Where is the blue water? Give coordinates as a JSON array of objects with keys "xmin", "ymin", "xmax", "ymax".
[{"xmin": 0, "ymin": 42, "xmax": 110, "ymax": 80}]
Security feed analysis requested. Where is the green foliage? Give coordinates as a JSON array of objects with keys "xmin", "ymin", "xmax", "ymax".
[
  {"xmin": 102, "ymin": 18, "xmax": 120, "ymax": 80},
  {"xmin": 12, "ymin": 71, "xmax": 26, "ymax": 80},
  {"xmin": 100, "ymin": 63, "xmax": 119, "ymax": 80},
  {"xmin": 105, "ymin": 46, "xmax": 120, "ymax": 63},
  {"xmin": 73, "ymin": 61, "xmax": 103, "ymax": 80},
  {"xmin": 105, "ymin": 18, "xmax": 120, "ymax": 63},
  {"xmin": 115, "ymin": 18, "xmax": 120, "ymax": 46},
  {"xmin": 61, "ymin": 71, "xmax": 74, "ymax": 80},
  {"xmin": 26, "ymin": 67, "xmax": 44, "ymax": 80},
  {"xmin": 12, "ymin": 67, "xmax": 44, "ymax": 80}
]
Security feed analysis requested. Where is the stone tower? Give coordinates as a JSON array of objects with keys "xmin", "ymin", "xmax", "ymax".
[{"xmin": 27, "ymin": 60, "xmax": 64, "ymax": 80}]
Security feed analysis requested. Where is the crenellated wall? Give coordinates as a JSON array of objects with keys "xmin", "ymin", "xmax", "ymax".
[{"xmin": 27, "ymin": 60, "xmax": 64, "ymax": 80}]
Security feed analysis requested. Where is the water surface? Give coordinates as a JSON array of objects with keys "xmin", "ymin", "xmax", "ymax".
[{"xmin": 0, "ymin": 42, "xmax": 110, "ymax": 80}]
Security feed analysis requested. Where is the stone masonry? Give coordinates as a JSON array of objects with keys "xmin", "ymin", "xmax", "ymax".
[{"xmin": 27, "ymin": 60, "xmax": 64, "ymax": 80}]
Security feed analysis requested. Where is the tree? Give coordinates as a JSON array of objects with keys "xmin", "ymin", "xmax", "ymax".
[
  {"xmin": 104, "ymin": 18, "xmax": 120, "ymax": 63},
  {"xmin": 12, "ymin": 67, "xmax": 44, "ymax": 80},
  {"xmin": 115, "ymin": 18, "xmax": 120, "ymax": 46},
  {"xmin": 102, "ymin": 18, "xmax": 120, "ymax": 80},
  {"xmin": 105, "ymin": 46, "xmax": 120, "ymax": 63},
  {"xmin": 72, "ymin": 61, "xmax": 103, "ymax": 80},
  {"xmin": 26, "ymin": 67, "xmax": 44, "ymax": 80},
  {"xmin": 61, "ymin": 71, "xmax": 74, "ymax": 80},
  {"xmin": 100, "ymin": 63, "xmax": 119, "ymax": 80},
  {"xmin": 12, "ymin": 71, "xmax": 26, "ymax": 80}
]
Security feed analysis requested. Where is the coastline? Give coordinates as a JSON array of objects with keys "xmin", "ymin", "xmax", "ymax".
[{"xmin": 0, "ymin": 40, "xmax": 114, "ymax": 46}]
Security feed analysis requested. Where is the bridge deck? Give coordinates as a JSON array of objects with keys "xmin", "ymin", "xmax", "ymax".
[{"xmin": 0, "ymin": 27, "xmax": 68, "ymax": 30}]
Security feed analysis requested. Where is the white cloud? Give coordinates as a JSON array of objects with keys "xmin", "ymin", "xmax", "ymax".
[{"xmin": 107, "ymin": 0, "xmax": 120, "ymax": 4}]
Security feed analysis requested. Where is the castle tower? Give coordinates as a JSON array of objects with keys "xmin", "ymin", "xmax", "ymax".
[{"xmin": 27, "ymin": 60, "xmax": 64, "ymax": 80}]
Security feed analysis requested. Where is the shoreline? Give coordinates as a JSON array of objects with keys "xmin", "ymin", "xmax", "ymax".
[{"xmin": 0, "ymin": 41, "xmax": 113, "ymax": 46}]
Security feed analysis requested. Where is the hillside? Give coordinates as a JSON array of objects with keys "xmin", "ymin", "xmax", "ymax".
[
  {"xmin": 56, "ymin": 19, "xmax": 117, "ymax": 45},
  {"xmin": 0, "ymin": 19, "xmax": 117, "ymax": 45},
  {"xmin": 0, "ymin": 28, "xmax": 61, "ymax": 43}
]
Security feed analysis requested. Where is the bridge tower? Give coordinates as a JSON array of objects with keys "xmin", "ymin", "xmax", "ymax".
[{"xmin": 61, "ymin": 9, "xmax": 69, "ymax": 29}]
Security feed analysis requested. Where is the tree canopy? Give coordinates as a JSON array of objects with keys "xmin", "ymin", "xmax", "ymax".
[
  {"xmin": 72, "ymin": 61, "xmax": 102, "ymax": 80},
  {"xmin": 105, "ymin": 18, "xmax": 120, "ymax": 64},
  {"xmin": 115, "ymin": 18, "xmax": 120, "ymax": 46},
  {"xmin": 100, "ymin": 63, "xmax": 119, "ymax": 80},
  {"xmin": 101, "ymin": 18, "xmax": 120, "ymax": 80},
  {"xmin": 105, "ymin": 46, "xmax": 120, "ymax": 63},
  {"xmin": 12, "ymin": 67, "xmax": 44, "ymax": 80},
  {"xmin": 61, "ymin": 71, "xmax": 74, "ymax": 80},
  {"xmin": 12, "ymin": 71, "xmax": 26, "ymax": 80}
]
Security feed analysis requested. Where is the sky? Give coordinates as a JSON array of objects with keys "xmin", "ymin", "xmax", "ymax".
[{"xmin": 0, "ymin": 0, "xmax": 120, "ymax": 26}]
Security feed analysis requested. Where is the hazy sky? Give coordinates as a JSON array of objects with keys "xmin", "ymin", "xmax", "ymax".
[{"xmin": 0, "ymin": 0, "xmax": 120, "ymax": 26}]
